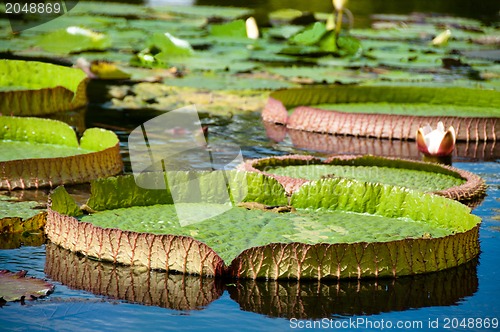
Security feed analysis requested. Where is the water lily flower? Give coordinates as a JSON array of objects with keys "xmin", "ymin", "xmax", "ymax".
[
  {"xmin": 416, "ymin": 121, "xmax": 456, "ymax": 156},
  {"xmin": 66, "ymin": 26, "xmax": 105, "ymax": 42},
  {"xmin": 332, "ymin": 0, "xmax": 348, "ymax": 11},
  {"xmin": 246, "ymin": 17, "xmax": 259, "ymax": 40}
]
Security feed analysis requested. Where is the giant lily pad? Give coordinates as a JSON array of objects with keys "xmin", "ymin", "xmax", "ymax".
[
  {"xmin": 0, "ymin": 60, "xmax": 88, "ymax": 116},
  {"xmin": 0, "ymin": 270, "xmax": 54, "ymax": 303},
  {"xmin": 262, "ymin": 85, "xmax": 500, "ymax": 142},
  {"xmin": 240, "ymin": 155, "xmax": 486, "ymax": 206},
  {"xmin": 0, "ymin": 116, "xmax": 123, "ymax": 190},
  {"xmin": 37, "ymin": 26, "xmax": 112, "ymax": 54},
  {"xmin": 46, "ymin": 170, "xmax": 480, "ymax": 280}
]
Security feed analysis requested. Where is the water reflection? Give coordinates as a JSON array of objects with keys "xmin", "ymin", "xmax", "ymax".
[
  {"xmin": 45, "ymin": 243, "xmax": 223, "ymax": 311},
  {"xmin": 0, "ymin": 232, "xmax": 45, "ymax": 250},
  {"xmin": 45, "ymin": 243, "xmax": 478, "ymax": 318},
  {"xmin": 265, "ymin": 123, "xmax": 500, "ymax": 161}
]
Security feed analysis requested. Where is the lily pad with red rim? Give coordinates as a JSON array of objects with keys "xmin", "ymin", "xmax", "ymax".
[
  {"xmin": 240, "ymin": 154, "xmax": 486, "ymax": 206},
  {"xmin": 262, "ymin": 85, "xmax": 500, "ymax": 142},
  {"xmin": 0, "ymin": 116, "xmax": 123, "ymax": 190},
  {"xmin": 46, "ymin": 170, "xmax": 481, "ymax": 280},
  {"xmin": 0, "ymin": 60, "xmax": 88, "ymax": 116}
]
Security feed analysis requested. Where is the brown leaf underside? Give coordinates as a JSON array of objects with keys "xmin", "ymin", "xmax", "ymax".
[{"xmin": 0, "ymin": 212, "xmax": 47, "ymax": 234}]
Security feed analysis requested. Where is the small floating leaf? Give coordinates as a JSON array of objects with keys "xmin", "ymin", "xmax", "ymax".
[
  {"xmin": 37, "ymin": 26, "xmax": 112, "ymax": 54},
  {"xmin": 154, "ymin": 5, "xmax": 251, "ymax": 20},
  {"xmin": 148, "ymin": 32, "xmax": 194, "ymax": 58},
  {"xmin": 0, "ymin": 60, "xmax": 88, "ymax": 115},
  {"xmin": 290, "ymin": 22, "xmax": 327, "ymax": 45},
  {"xmin": 0, "ymin": 270, "xmax": 54, "ymax": 302}
]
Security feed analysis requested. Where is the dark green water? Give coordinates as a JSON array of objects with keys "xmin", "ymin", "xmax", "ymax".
[{"xmin": 197, "ymin": 0, "xmax": 499, "ymax": 26}]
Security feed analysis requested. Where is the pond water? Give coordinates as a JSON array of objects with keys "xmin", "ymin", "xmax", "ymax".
[
  {"xmin": 0, "ymin": 108, "xmax": 499, "ymax": 331},
  {"xmin": 1, "ymin": 0, "xmax": 500, "ymax": 330}
]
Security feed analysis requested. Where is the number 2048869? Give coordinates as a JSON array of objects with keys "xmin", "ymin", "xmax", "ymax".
[
  {"xmin": 5, "ymin": 2, "xmax": 62, "ymax": 14},
  {"xmin": 443, "ymin": 317, "xmax": 499, "ymax": 329}
]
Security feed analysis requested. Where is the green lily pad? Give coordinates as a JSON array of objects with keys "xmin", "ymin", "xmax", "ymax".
[
  {"xmin": 290, "ymin": 22, "xmax": 327, "ymax": 46},
  {"xmin": 0, "ymin": 196, "xmax": 42, "ymax": 220},
  {"xmin": 148, "ymin": 32, "xmax": 194, "ymax": 58},
  {"xmin": 376, "ymin": 70, "xmax": 435, "ymax": 81},
  {"xmin": 69, "ymin": 2, "xmax": 151, "ymax": 18},
  {"xmin": 266, "ymin": 164, "xmax": 464, "ymax": 191},
  {"xmin": 37, "ymin": 26, "xmax": 112, "ymax": 54},
  {"xmin": 241, "ymin": 155, "xmax": 486, "ymax": 205},
  {"xmin": 80, "ymin": 202, "xmax": 454, "ymax": 264},
  {"xmin": 0, "ymin": 270, "xmax": 55, "ymax": 303},
  {"xmin": 153, "ymin": 5, "xmax": 251, "ymax": 20},
  {"xmin": 265, "ymin": 25, "xmax": 304, "ymax": 39},
  {"xmin": 0, "ymin": 116, "xmax": 122, "ymax": 190},
  {"xmin": 163, "ymin": 74, "xmax": 296, "ymax": 90},
  {"xmin": 268, "ymin": 9, "xmax": 304, "ymax": 24},
  {"xmin": 210, "ymin": 20, "xmax": 247, "ymax": 39},
  {"xmin": 266, "ymin": 66, "xmax": 375, "ymax": 84},
  {"xmin": 127, "ymin": 17, "xmax": 207, "ymax": 32},
  {"xmin": 18, "ymin": 15, "xmax": 127, "ymax": 34},
  {"xmin": 0, "ymin": 60, "xmax": 88, "ymax": 116},
  {"xmin": 313, "ymin": 102, "xmax": 497, "ymax": 117},
  {"xmin": 0, "ymin": 141, "xmax": 93, "ymax": 161},
  {"xmin": 46, "ymin": 170, "xmax": 480, "ymax": 280}
]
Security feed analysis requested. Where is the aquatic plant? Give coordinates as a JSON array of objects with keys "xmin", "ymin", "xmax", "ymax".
[
  {"xmin": 417, "ymin": 121, "xmax": 456, "ymax": 157},
  {"xmin": 46, "ymin": 171, "xmax": 481, "ymax": 280},
  {"xmin": 0, "ymin": 116, "xmax": 123, "ymax": 190}
]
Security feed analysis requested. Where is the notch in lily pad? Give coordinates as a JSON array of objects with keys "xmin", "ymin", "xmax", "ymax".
[{"xmin": 46, "ymin": 169, "xmax": 481, "ymax": 280}]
